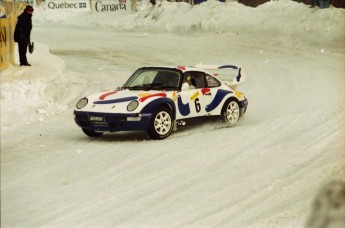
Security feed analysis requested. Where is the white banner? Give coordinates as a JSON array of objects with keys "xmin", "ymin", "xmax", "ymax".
[
  {"xmin": 91, "ymin": 0, "xmax": 132, "ymax": 13},
  {"xmin": 45, "ymin": 0, "xmax": 91, "ymax": 11}
]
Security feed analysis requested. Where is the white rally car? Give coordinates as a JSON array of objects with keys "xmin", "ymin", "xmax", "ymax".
[{"xmin": 74, "ymin": 64, "xmax": 248, "ymax": 140}]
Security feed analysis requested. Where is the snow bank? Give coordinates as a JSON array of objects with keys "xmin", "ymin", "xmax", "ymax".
[
  {"xmin": 34, "ymin": 0, "xmax": 345, "ymax": 51},
  {"xmin": 134, "ymin": 0, "xmax": 345, "ymax": 50},
  {"xmin": 0, "ymin": 43, "xmax": 70, "ymax": 129}
]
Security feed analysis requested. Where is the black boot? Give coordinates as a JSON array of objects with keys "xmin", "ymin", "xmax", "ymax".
[{"xmin": 20, "ymin": 63, "xmax": 31, "ymax": 66}]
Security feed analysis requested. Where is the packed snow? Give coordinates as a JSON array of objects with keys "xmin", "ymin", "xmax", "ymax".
[{"xmin": 1, "ymin": 0, "xmax": 344, "ymax": 227}]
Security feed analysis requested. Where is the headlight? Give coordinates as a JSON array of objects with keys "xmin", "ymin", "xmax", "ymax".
[
  {"xmin": 127, "ymin": 100, "xmax": 139, "ymax": 112},
  {"xmin": 76, "ymin": 98, "xmax": 88, "ymax": 109}
]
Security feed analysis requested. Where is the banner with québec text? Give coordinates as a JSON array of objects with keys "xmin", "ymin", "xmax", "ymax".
[{"xmin": 45, "ymin": 0, "xmax": 91, "ymax": 11}]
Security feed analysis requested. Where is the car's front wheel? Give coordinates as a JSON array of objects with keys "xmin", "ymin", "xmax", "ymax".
[
  {"xmin": 148, "ymin": 107, "xmax": 173, "ymax": 140},
  {"xmin": 82, "ymin": 128, "xmax": 104, "ymax": 137},
  {"xmin": 221, "ymin": 99, "xmax": 240, "ymax": 127}
]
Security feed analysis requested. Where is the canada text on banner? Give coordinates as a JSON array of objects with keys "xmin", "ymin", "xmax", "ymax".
[
  {"xmin": 45, "ymin": 0, "xmax": 91, "ymax": 11},
  {"xmin": 91, "ymin": 0, "xmax": 132, "ymax": 13}
]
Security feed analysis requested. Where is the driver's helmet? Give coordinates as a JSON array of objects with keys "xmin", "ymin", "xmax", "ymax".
[
  {"xmin": 185, "ymin": 75, "xmax": 192, "ymax": 82},
  {"xmin": 186, "ymin": 75, "xmax": 196, "ymax": 86}
]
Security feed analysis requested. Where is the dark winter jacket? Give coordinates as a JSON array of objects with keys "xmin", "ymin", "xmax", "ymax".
[{"xmin": 14, "ymin": 10, "xmax": 32, "ymax": 43}]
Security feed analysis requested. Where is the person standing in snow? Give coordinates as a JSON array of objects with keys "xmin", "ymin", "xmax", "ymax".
[{"xmin": 14, "ymin": 5, "xmax": 34, "ymax": 66}]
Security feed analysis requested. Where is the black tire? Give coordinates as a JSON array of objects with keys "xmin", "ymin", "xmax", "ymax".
[
  {"xmin": 147, "ymin": 107, "xmax": 173, "ymax": 140},
  {"xmin": 221, "ymin": 99, "xmax": 241, "ymax": 127},
  {"xmin": 82, "ymin": 128, "xmax": 104, "ymax": 137}
]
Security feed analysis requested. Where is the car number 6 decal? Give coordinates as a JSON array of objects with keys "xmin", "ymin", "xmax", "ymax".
[{"xmin": 195, "ymin": 98, "xmax": 201, "ymax": 113}]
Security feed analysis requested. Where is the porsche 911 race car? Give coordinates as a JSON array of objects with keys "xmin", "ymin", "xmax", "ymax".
[{"xmin": 74, "ymin": 64, "xmax": 248, "ymax": 140}]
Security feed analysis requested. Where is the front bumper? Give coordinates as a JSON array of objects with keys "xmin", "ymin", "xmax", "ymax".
[
  {"xmin": 74, "ymin": 111, "xmax": 152, "ymax": 132},
  {"xmin": 239, "ymin": 98, "xmax": 248, "ymax": 116}
]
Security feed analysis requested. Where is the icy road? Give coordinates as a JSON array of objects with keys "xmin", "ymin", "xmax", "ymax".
[{"xmin": 1, "ymin": 1, "xmax": 345, "ymax": 227}]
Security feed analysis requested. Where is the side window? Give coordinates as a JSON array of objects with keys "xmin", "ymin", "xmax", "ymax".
[
  {"xmin": 192, "ymin": 72, "xmax": 206, "ymax": 88},
  {"xmin": 206, "ymin": 74, "xmax": 221, "ymax": 88},
  {"xmin": 184, "ymin": 72, "xmax": 206, "ymax": 89}
]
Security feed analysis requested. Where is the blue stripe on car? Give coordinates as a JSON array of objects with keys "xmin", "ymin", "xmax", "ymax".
[
  {"xmin": 236, "ymin": 68, "xmax": 242, "ymax": 82},
  {"xmin": 218, "ymin": 65, "xmax": 238, "ymax": 70},
  {"xmin": 178, "ymin": 95, "xmax": 190, "ymax": 116},
  {"xmin": 205, "ymin": 89, "xmax": 233, "ymax": 112},
  {"xmin": 94, "ymin": 96, "xmax": 138, "ymax": 104},
  {"xmin": 141, "ymin": 98, "xmax": 176, "ymax": 118}
]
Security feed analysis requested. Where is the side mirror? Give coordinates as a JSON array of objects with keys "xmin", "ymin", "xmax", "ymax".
[{"xmin": 181, "ymin": 82, "xmax": 190, "ymax": 91}]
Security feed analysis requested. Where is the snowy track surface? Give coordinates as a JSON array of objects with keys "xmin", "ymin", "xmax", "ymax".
[{"xmin": 1, "ymin": 1, "xmax": 345, "ymax": 227}]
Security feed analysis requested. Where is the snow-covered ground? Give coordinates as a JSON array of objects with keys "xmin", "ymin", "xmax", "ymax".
[{"xmin": 1, "ymin": 0, "xmax": 344, "ymax": 227}]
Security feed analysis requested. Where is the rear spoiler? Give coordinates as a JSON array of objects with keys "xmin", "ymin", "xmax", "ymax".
[{"xmin": 194, "ymin": 64, "xmax": 246, "ymax": 90}]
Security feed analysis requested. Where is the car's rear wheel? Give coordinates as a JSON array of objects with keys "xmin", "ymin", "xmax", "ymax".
[
  {"xmin": 221, "ymin": 99, "xmax": 240, "ymax": 127},
  {"xmin": 148, "ymin": 107, "xmax": 173, "ymax": 140},
  {"xmin": 82, "ymin": 128, "xmax": 104, "ymax": 137}
]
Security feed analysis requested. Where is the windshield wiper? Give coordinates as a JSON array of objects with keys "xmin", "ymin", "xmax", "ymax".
[{"xmin": 161, "ymin": 86, "xmax": 178, "ymax": 90}]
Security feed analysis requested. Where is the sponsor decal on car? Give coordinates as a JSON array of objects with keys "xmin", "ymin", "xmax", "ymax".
[
  {"xmin": 172, "ymin": 92, "xmax": 177, "ymax": 101},
  {"xmin": 140, "ymin": 113, "xmax": 152, "ymax": 117},
  {"xmin": 89, "ymin": 116, "xmax": 104, "ymax": 122},
  {"xmin": 99, "ymin": 91, "xmax": 117, "ymax": 100},
  {"xmin": 139, "ymin": 93, "xmax": 167, "ymax": 102},
  {"xmin": 234, "ymin": 90, "xmax": 242, "ymax": 99},
  {"xmin": 201, "ymin": 88, "xmax": 211, "ymax": 95},
  {"xmin": 177, "ymin": 66, "xmax": 186, "ymax": 71},
  {"xmin": 191, "ymin": 91, "xmax": 200, "ymax": 101}
]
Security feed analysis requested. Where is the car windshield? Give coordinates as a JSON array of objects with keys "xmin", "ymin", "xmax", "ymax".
[{"xmin": 123, "ymin": 69, "xmax": 181, "ymax": 91}]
